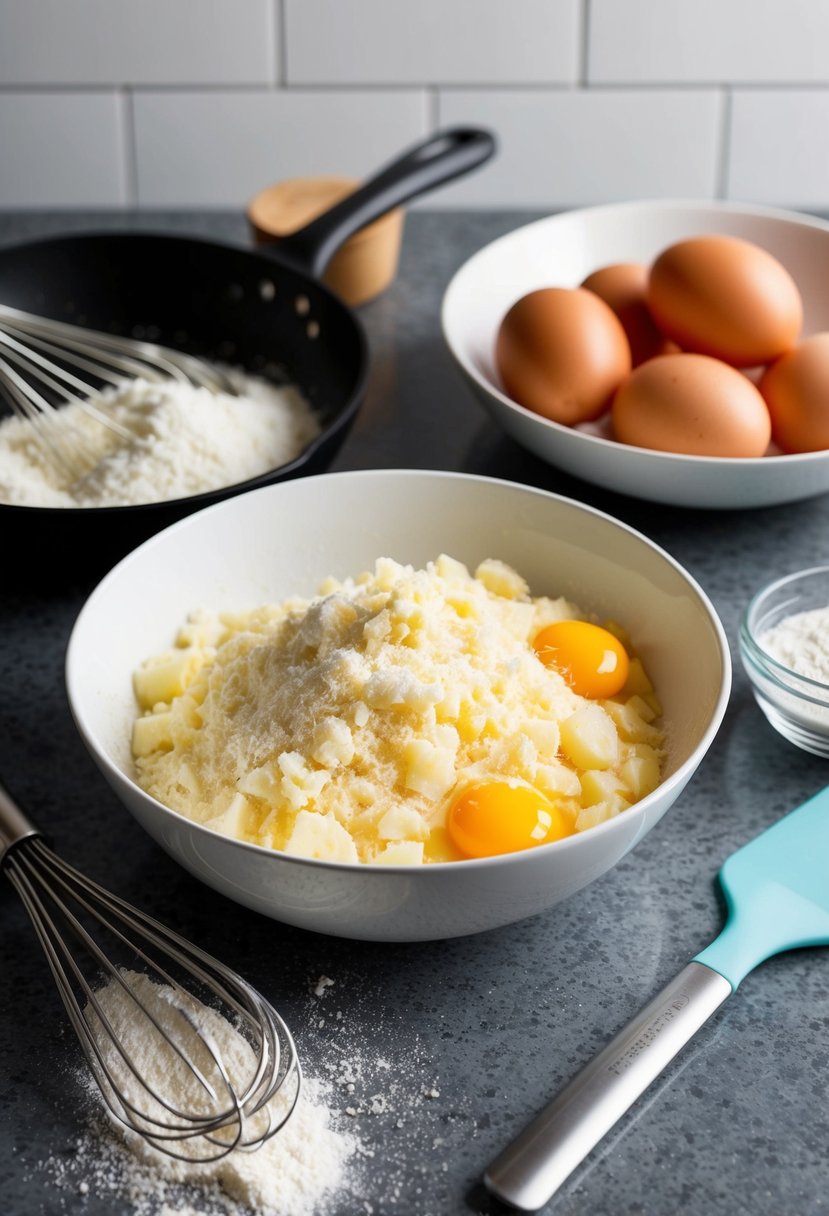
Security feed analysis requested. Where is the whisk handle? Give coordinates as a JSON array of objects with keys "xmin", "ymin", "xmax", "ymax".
[{"xmin": 0, "ymin": 780, "xmax": 41, "ymax": 865}]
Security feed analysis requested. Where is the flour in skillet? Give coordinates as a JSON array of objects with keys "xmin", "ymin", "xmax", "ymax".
[{"xmin": 0, "ymin": 369, "xmax": 319, "ymax": 508}]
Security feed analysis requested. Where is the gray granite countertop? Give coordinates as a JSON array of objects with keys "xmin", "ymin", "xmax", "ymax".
[{"xmin": 0, "ymin": 208, "xmax": 827, "ymax": 1216}]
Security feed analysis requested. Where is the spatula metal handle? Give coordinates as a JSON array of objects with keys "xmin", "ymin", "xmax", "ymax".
[{"xmin": 485, "ymin": 962, "xmax": 732, "ymax": 1212}]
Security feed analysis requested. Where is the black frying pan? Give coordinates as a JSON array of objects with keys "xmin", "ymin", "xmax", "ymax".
[{"xmin": 0, "ymin": 127, "xmax": 495, "ymax": 577}]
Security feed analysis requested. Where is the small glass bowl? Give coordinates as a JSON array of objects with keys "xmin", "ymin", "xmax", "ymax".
[{"xmin": 740, "ymin": 565, "xmax": 829, "ymax": 757}]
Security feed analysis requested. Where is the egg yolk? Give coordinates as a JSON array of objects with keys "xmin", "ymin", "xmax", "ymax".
[
  {"xmin": 533, "ymin": 619, "xmax": 630, "ymax": 698},
  {"xmin": 446, "ymin": 781, "xmax": 572, "ymax": 859}
]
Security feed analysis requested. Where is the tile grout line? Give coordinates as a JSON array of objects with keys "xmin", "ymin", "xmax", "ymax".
[
  {"xmin": 1, "ymin": 81, "xmax": 828, "ymax": 94},
  {"xmin": 716, "ymin": 86, "xmax": 733, "ymax": 200},
  {"xmin": 580, "ymin": 0, "xmax": 591, "ymax": 86},
  {"xmin": 119, "ymin": 87, "xmax": 138, "ymax": 207},
  {"xmin": 429, "ymin": 86, "xmax": 439, "ymax": 131},
  {"xmin": 276, "ymin": 0, "xmax": 288, "ymax": 87}
]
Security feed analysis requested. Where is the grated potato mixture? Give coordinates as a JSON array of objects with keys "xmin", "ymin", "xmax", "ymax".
[{"xmin": 131, "ymin": 555, "xmax": 665, "ymax": 864}]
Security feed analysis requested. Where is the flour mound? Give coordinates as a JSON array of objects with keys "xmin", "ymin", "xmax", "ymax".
[
  {"xmin": 0, "ymin": 368, "xmax": 319, "ymax": 507},
  {"xmin": 74, "ymin": 970, "xmax": 356, "ymax": 1216}
]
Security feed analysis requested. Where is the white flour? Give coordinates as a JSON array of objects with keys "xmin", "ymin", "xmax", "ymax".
[
  {"xmin": 69, "ymin": 970, "xmax": 355, "ymax": 1216},
  {"xmin": 35, "ymin": 967, "xmax": 460, "ymax": 1215},
  {"xmin": 759, "ymin": 605, "xmax": 829, "ymax": 684},
  {"xmin": 0, "ymin": 369, "xmax": 319, "ymax": 508}
]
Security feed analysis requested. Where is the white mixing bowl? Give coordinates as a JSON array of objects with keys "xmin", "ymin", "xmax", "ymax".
[{"xmin": 65, "ymin": 469, "xmax": 731, "ymax": 941}]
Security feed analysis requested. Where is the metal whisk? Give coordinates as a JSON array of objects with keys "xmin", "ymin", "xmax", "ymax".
[
  {"xmin": 0, "ymin": 304, "xmax": 239, "ymax": 483},
  {"xmin": 0, "ymin": 778, "xmax": 301, "ymax": 1162}
]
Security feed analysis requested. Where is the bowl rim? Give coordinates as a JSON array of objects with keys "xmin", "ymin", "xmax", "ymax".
[
  {"xmin": 66, "ymin": 466, "xmax": 733, "ymax": 876},
  {"xmin": 740, "ymin": 563, "xmax": 829, "ymax": 703},
  {"xmin": 441, "ymin": 196, "xmax": 829, "ymax": 471}
]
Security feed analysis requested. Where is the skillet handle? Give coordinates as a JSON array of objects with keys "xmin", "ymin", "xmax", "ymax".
[{"xmin": 271, "ymin": 126, "xmax": 496, "ymax": 277}]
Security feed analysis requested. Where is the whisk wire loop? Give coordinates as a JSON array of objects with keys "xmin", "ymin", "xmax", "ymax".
[
  {"xmin": 3, "ymin": 849, "xmax": 160, "ymax": 1139},
  {"xmin": 35, "ymin": 843, "xmax": 289, "ymax": 1116},
  {"xmin": 0, "ymin": 303, "xmax": 241, "ymax": 484},
  {"xmin": 3, "ymin": 834, "xmax": 301, "ymax": 1163},
  {"xmin": 26, "ymin": 843, "xmax": 243, "ymax": 1098},
  {"xmin": 8, "ymin": 845, "xmax": 241, "ymax": 1149},
  {"xmin": 0, "ymin": 316, "xmax": 185, "ymax": 389},
  {"xmin": 0, "ymin": 305, "xmax": 239, "ymax": 394},
  {"xmin": 0, "ymin": 355, "xmax": 105, "ymax": 480}
]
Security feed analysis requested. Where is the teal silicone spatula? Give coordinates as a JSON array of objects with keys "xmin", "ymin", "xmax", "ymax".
[{"xmin": 485, "ymin": 785, "xmax": 829, "ymax": 1212}]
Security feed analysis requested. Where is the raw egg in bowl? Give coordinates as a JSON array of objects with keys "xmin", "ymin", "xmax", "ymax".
[
  {"xmin": 65, "ymin": 469, "xmax": 730, "ymax": 941},
  {"xmin": 442, "ymin": 199, "xmax": 829, "ymax": 509}
]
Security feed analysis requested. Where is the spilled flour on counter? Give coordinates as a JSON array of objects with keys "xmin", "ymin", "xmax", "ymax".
[
  {"xmin": 34, "ymin": 967, "xmax": 463, "ymax": 1216},
  {"xmin": 0, "ymin": 368, "xmax": 320, "ymax": 508},
  {"xmin": 42, "ymin": 1100, "xmax": 350, "ymax": 1216},
  {"xmin": 42, "ymin": 970, "xmax": 357, "ymax": 1216}
]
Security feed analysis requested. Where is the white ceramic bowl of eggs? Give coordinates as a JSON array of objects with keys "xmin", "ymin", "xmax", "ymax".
[
  {"xmin": 65, "ymin": 469, "xmax": 730, "ymax": 942},
  {"xmin": 442, "ymin": 199, "xmax": 829, "ymax": 509}
]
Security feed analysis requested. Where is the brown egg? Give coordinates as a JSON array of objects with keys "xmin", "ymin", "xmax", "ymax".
[
  {"xmin": 648, "ymin": 235, "xmax": 802, "ymax": 367},
  {"xmin": 495, "ymin": 287, "xmax": 631, "ymax": 425},
  {"xmin": 580, "ymin": 262, "xmax": 676, "ymax": 367},
  {"xmin": 759, "ymin": 333, "xmax": 829, "ymax": 453},
  {"xmin": 611, "ymin": 352, "xmax": 772, "ymax": 457}
]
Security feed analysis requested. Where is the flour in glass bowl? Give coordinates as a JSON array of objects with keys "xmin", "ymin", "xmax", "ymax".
[
  {"xmin": 0, "ymin": 367, "xmax": 320, "ymax": 508},
  {"xmin": 759, "ymin": 605, "xmax": 829, "ymax": 684}
]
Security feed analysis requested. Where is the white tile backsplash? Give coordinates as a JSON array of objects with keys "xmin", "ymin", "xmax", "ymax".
[
  {"xmin": 1, "ymin": 1, "xmax": 829, "ymax": 210},
  {"xmin": 0, "ymin": 92, "xmax": 124, "ymax": 206},
  {"xmin": 728, "ymin": 90, "xmax": 829, "ymax": 207},
  {"xmin": 284, "ymin": 0, "xmax": 580, "ymax": 85},
  {"xmin": 589, "ymin": 0, "xmax": 829, "ymax": 85},
  {"xmin": 436, "ymin": 89, "xmax": 723, "ymax": 207},
  {"xmin": 0, "ymin": 0, "xmax": 276, "ymax": 86},
  {"xmin": 133, "ymin": 89, "xmax": 428, "ymax": 207}
]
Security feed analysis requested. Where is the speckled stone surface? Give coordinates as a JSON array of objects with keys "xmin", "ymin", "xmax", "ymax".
[{"xmin": 1, "ymin": 208, "xmax": 828, "ymax": 1216}]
